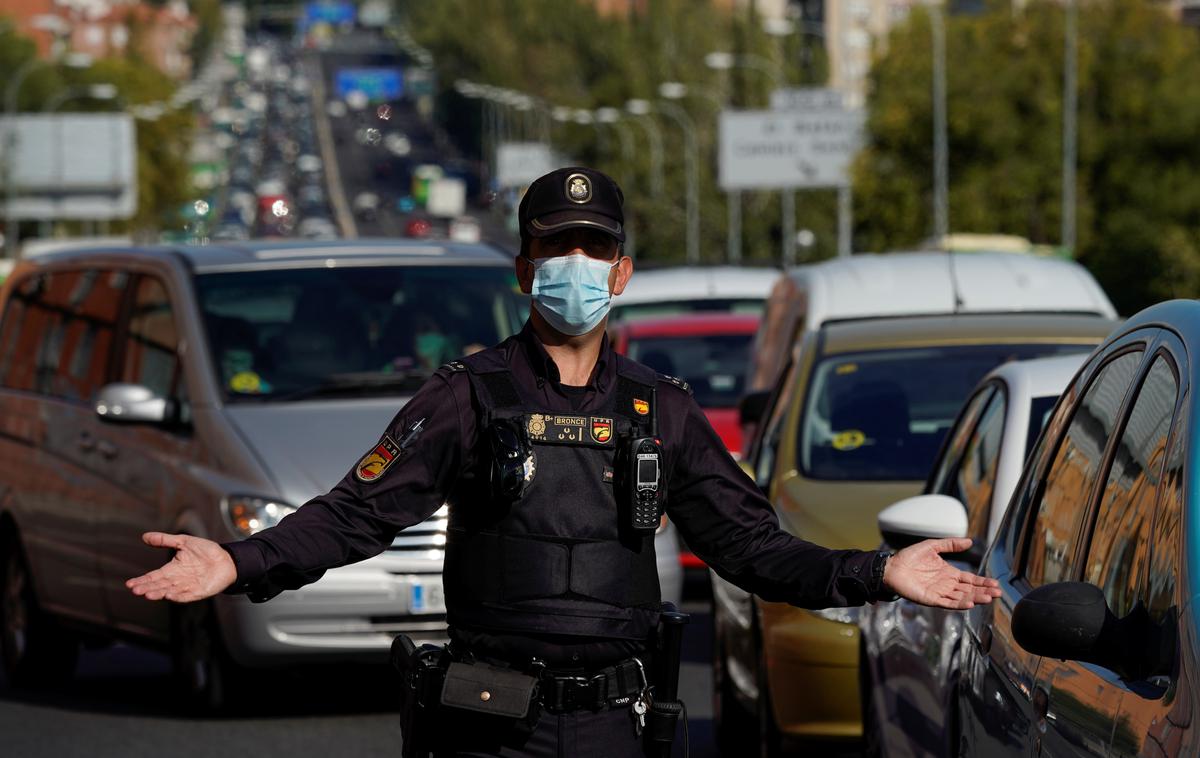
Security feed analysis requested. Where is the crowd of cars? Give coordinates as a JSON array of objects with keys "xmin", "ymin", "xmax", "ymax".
[{"xmin": 210, "ymin": 42, "xmax": 338, "ymax": 242}]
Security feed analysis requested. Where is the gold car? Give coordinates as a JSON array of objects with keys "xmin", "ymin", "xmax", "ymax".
[{"xmin": 711, "ymin": 312, "xmax": 1116, "ymax": 756}]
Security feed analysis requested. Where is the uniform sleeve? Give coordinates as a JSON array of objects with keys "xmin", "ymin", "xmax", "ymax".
[
  {"xmin": 660, "ymin": 384, "xmax": 887, "ymax": 608},
  {"xmin": 223, "ymin": 370, "xmax": 471, "ymax": 602}
]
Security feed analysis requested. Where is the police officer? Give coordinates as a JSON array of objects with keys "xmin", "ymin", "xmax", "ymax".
[{"xmin": 127, "ymin": 167, "xmax": 1000, "ymax": 757}]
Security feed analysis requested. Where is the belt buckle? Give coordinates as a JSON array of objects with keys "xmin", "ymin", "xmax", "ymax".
[{"xmin": 559, "ymin": 672, "xmax": 606, "ymax": 712}]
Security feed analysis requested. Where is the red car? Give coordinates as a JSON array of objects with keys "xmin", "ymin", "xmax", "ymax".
[{"xmin": 611, "ymin": 313, "xmax": 760, "ymax": 571}]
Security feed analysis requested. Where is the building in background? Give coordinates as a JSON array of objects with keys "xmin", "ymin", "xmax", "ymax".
[{"xmin": 2, "ymin": 0, "xmax": 195, "ymax": 79}]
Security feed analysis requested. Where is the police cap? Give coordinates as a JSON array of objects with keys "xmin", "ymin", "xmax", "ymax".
[{"xmin": 518, "ymin": 167, "xmax": 625, "ymax": 242}]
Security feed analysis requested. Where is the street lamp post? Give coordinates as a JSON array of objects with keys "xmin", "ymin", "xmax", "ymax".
[
  {"xmin": 595, "ymin": 107, "xmax": 637, "ymax": 258},
  {"xmin": 625, "ymin": 99, "xmax": 664, "ymax": 197},
  {"xmin": 1062, "ymin": 0, "xmax": 1077, "ymax": 256},
  {"xmin": 653, "ymin": 92, "xmax": 699, "ymax": 265},
  {"xmin": 931, "ymin": 4, "xmax": 949, "ymax": 243}
]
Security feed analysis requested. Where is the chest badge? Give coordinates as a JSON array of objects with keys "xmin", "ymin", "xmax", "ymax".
[
  {"xmin": 356, "ymin": 435, "xmax": 401, "ymax": 482},
  {"xmin": 527, "ymin": 413, "xmax": 547, "ymax": 439},
  {"xmin": 591, "ymin": 418, "xmax": 612, "ymax": 443},
  {"xmin": 633, "ymin": 398, "xmax": 649, "ymax": 416}
]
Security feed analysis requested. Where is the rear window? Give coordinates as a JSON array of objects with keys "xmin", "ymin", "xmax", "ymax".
[
  {"xmin": 799, "ymin": 343, "xmax": 1090, "ymax": 481},
  {"xmin": 626, "ymin": 331, "xmax": 753, "ymax": 408},
  {"xmin": 194, "ymin": 265, "xmax": 525, "ymax": 401}
]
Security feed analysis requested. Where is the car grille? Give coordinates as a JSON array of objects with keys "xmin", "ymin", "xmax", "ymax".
[{"xmin": 388, "ymin": 504, "xmax": 448, "ymax": 553}]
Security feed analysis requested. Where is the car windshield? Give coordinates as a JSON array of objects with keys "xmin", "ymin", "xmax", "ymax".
[
  {"xmin": 611, "ymin": 298, "xmax": 764, "ymax": 322},
  {"xmin": 799, "ymin": 343, "xmax": 1089, "ymax": 481},
  {"xmin": 194, "ymin": 266, "xmax": 525, "ymax": 402},
  {"xmin": 626, "ymin": 332, "xmax": 753, "ymax": 408}
]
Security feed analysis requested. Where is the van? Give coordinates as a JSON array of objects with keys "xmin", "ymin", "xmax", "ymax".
[
  {"xmin": 748, "ymin": 251, "xmax": 1118, "ymax": 398},
  {"xmin": 0, "ymin": 239, "xmax": 683, "ymax": 709}
]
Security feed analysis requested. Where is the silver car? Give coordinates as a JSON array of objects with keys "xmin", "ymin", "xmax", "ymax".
[{"xmin": 0, "ymin": 240, "xmax": 682, "ymax": 708}]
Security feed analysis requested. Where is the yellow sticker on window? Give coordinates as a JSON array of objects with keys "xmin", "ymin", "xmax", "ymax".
[
  {"xmin": 832, "ymin": 430, "xmax": 866, "ymax": 451},
  {"xmin": 230, "ymin": 371, "xmax": 264, "ymax": 394},
  {"xmin": 835, "ymin": 363, "xmax": 858, "ymax": 375}
]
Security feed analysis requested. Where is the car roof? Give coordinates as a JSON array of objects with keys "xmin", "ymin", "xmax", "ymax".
[
  {"xmin": 789, "ymin": 251, "xmax": 1118, "ymax": 324},
  {"xmin": 613, "ymin": 312, "xmax": 761, "ymax": 338},
  {"xmin": 614, "ymin": 265, "xmax": 779, "ymax": 305},
  {"xmin": 821, "ymin": 312, "xmax": 1117, "ymax": 355},
  {"xmin": 17, "ymin": 238, "xmax": 514, "ymax": 274},
  {"xmin": 984, "ymin": 352, "xmax": 1089, "ymax": 400}
]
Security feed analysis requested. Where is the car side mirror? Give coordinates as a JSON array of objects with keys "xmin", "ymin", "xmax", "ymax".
[
  {"xmin": 1012, "ymin": 582, "xmax": 1173, "ymax": 681},
  {"xmin": 94, "ymin": 383, "xmax": 172, "ymax": 425},
  {"xmin": 738, "ymin": 390, "xmax": 770, "ymax": 427},
  {"xmin": 877, "ymin": 494, "xmax": 968, "ymax": 550}
]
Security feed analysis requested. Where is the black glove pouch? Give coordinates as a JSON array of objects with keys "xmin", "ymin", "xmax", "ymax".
[{"xmin": 440, "ymin": 660, "xmax": 539, "ymax": 720}]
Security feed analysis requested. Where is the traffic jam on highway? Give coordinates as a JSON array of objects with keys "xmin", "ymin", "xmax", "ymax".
[{"xmin": 2, "ymin": 2, "xmax": 1200, "ymax": 757}]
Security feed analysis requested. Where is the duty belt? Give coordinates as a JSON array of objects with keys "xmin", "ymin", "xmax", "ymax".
[{"xmin": 537, "ymin": 657, "xmax": 648, "ymax": 713}]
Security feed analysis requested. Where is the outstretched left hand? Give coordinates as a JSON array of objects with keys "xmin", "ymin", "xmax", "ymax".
[{"xmin": 883, "ymin": 538, "xmax": 1001, "ymax": 609}]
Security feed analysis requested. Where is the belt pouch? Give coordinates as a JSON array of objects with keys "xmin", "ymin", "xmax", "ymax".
[{"xmin": 440, "ymin": 660, "xmax": 538, "ymax": 719}]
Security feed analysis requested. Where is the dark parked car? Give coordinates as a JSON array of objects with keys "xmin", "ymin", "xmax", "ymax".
[{"xmin": 948, "ymin": 300, "xmax": 1199, "ymax": 757}]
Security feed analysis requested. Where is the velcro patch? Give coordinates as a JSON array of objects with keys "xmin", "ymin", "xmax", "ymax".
[
  {"xmin": 355, "ymin": 435, "xmax": 402, "ymax": 482},
  {"xmin": 525, "ymin": 413, "xmax": 615, "ymax": 447}
]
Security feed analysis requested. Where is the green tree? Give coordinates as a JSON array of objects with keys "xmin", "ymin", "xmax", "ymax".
[
  {"xmin": 854, "ymin": 0, "xmax": 1200, "ymax": 314},
  {"xmin": 405, "ymin": 0, "xmax": 831, "ymax": 264}
]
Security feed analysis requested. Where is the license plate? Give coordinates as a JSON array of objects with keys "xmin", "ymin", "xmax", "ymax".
[{"xmin": 409, "ymin": 576, "xmax": 446, "ymax": 614}]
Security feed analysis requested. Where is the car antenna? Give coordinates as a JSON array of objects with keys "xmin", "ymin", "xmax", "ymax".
[{"xmin": 947, "ymin": 247, "xmax": 965, "ymax": 314}]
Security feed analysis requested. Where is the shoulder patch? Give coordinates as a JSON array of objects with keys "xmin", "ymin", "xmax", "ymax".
[
  {"xmin": 355, "ymin": 435, "xmax": 402, "ymax": 483},
  {"xmin": 659, "ymin": 374, "xmax": 692, "ymax": 395},
  {"xmin": 441, "ymin": 360, "xmax": 467, "ymax": 373}
]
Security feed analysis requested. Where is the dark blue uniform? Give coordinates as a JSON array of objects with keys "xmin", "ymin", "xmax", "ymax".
[{"xmin": 223, "ymin": 322, "xmax": 890, "ymax": 755}]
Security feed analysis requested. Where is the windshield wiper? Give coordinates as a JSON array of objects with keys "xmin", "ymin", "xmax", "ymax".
[{"xmin": 267, "ymin": 370, "xmax": 434, "ymax": 402}]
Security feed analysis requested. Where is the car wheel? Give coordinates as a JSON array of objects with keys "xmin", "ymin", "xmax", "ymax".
[
  {"xmin": 713, "ymin": 612, "xmax": 757, "ymax": 756},
  {"xmin": 859, "ymin": 641, "xmax": 883, "ymax": 758},
  {"xmin": 172, "ymin": 601, "xmax": 238, "ymax": 713},
  {"xmin": 0, "ymin": 534, "xmax": 79, "ymax": 687},
  {"xmin": 755, "ymin": 629, "xmax": 786, "ymax": 758}
]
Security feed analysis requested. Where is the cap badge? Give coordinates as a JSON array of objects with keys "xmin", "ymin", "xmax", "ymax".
[{"xmin": 565, "ymin": 173, "xmax": 592, "ymax": 204}]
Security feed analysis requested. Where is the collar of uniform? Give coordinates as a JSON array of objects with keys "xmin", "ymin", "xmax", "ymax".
[{"xmin": 515, "ymin": 321, "xmax": 614, "ymax": 393}]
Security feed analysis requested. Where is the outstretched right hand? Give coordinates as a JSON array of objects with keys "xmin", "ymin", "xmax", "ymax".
[{"xmin": 125, "ymin": 532, "xmax": 238, "ymax": 603}]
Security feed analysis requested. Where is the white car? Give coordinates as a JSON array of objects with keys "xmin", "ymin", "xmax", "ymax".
[
  {"xmin": 858, "ymin": 352, "xmax": 1091, "ymax": 758},
  {"xmin": 610, "ymin": 265, "xmax": 778, "ymax": 323}
]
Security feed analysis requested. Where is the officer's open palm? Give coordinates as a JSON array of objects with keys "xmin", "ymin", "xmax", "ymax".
[
  {"xmin": 125, "ymin": 532, "xmax": 237, "ymax": 603},
  {"xmin": 884, "ymin": 538, "xmax": 1001, "ymax": 610}
]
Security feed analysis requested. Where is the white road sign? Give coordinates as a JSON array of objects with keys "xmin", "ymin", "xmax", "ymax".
[
  {"xmin": 0, "ymin": 114, "xmax": 137, "ymax": 219},
  {"xmin": 718, "ymin": 108, "xmax": 865, "ymax": 190}
]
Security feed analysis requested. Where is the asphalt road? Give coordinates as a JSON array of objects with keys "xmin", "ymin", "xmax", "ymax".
[{"xmin": 0, "ymin": 602, "xmax": 722, "ymax": 758}]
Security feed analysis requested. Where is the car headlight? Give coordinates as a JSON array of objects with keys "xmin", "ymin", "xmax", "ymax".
[
  {"xmin": 807, "ymin": 605, "xmax": 861, "ymax": 626},
  {"xmin": 223, "ymin": 495, "xmax": 297, "ymax": 537}
]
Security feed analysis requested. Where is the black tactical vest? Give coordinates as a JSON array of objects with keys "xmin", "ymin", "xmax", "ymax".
[{"xmin": 442, "ymin": 348, "xmax": 663, "ymax": 641}]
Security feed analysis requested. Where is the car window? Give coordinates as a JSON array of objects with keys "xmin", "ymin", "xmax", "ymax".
[
  {"xmin": 1147, "ymin": 425, "xmax": 1184, "ymax": 625},
  {"xmin": 627, "ymin": 331, "xmax": 753, "ymax": 407},
  {"xmin": 121, "ymin": 276, "xmax": 181, "ymax": 401},
  {"xmin": 1083, "ymin": 355, "xmax": 1177, "ymax": 619},
  {"xmin": 1023, "ymin": 350, "xmax": 1143, "ymax": 587},
  {"xmin": 0, "ymin": 270, "xmax": 124, "ymax": 401},
  {"xmin": 755, "ymin": 358, "xmax": 800, "ymax": 491},
  {"xmin": 799, "ymin": 343, "xmax": 1088, "ymax": 482},
  {"xmin": 194, "ymin": 265, "xmax": 524, "ymax": 401},
  {"xmin": 1025, "ymin": 395, "xmax": 1059, "ymax": 458},
  {"xmin": 956, "ymin": 389, "xmax": 1007, "ymax": 544},
  {"xmin": 929, "ymin": 384, "xmax": 996, "ymax": 496}
]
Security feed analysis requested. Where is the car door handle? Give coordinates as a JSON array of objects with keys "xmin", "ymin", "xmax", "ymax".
[
  {"xmin": 78, "ymin": 431, "xmax": 96, "ymax": 452},
  {"xmin": 96, "ymin": 440, "xmax": 117, "ymax": 460}
]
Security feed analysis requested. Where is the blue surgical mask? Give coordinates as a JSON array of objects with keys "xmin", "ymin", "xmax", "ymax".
[{"xmin": 529, "ymin": 254, "xmax": 618, "ymax": 336}]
